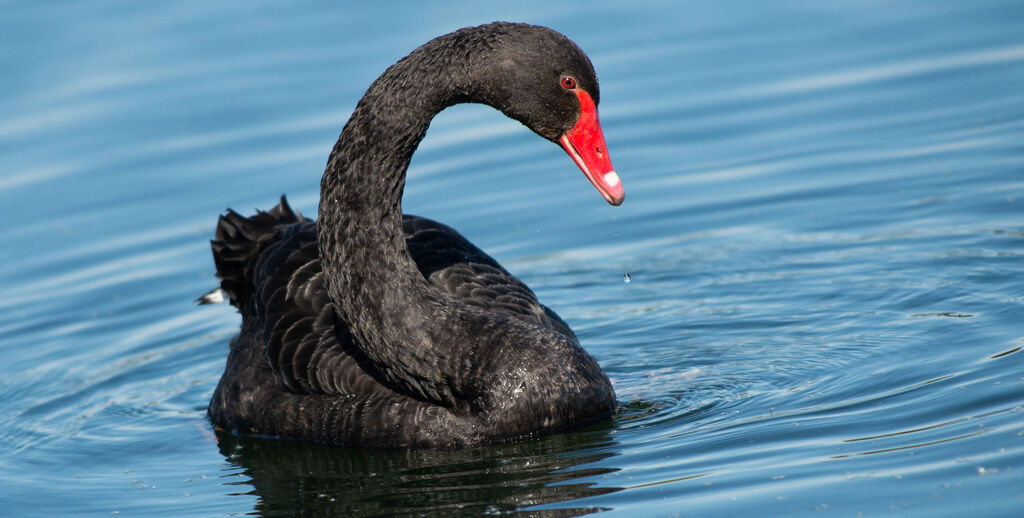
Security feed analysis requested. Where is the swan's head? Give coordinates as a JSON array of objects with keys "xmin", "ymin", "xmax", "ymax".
[{"xmin": 463, "ymin": 22, "xmax": 624, "ymax": 206}]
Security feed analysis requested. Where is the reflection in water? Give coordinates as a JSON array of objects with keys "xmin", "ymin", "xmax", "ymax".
[{"xmin": 216, "ymin": 425, "xmax": 622, "ymax": 517}]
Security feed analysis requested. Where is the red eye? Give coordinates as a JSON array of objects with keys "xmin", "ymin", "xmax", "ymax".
[{"xmin": 560, "ymin": 76, "xmax": 577, "ymax": 90}]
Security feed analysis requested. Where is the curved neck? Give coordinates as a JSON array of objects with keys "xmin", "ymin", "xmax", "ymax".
[{"xmin": 317, "ymin": 37, "xmax": 490, "ymax": 405}]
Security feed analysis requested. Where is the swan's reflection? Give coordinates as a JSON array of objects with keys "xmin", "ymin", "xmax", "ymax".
[{"xmin": 216, "ymin": 425, "xmax": 622, "ymax": 517}]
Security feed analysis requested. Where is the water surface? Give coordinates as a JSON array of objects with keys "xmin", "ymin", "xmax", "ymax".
[{"xmin": 2, "ymin": 1, "xmax": 1023, "ymax": 516}]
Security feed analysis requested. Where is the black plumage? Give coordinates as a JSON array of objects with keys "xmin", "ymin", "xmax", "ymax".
[{"xmin": 205, "ymin": 22, "xmax": 617, "ymax": 448}]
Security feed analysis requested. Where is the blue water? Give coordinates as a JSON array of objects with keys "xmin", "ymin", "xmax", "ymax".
[{"xmin": 2, "ymin": 1, "xmax": 1023, "ymax": 516}]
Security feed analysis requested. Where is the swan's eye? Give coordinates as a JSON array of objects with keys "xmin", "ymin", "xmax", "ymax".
[{"xmin": 560, "ymin": 76, "xmax": 577, "ymax": 90}]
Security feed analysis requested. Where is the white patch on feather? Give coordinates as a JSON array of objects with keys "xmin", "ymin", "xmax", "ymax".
[{"xmin": 198, "ymin": 288, "xmax": 226, "ymax": 304}]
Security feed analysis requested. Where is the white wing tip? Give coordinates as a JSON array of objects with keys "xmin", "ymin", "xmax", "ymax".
[{"xmin": 197, "ymin": 288, "xmax": 227, "ymax": 305}]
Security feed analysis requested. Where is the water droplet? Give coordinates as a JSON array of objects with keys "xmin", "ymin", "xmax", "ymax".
[{"xmin": 623, "ymin": 273, "xmax": 631, "ymax": 283}]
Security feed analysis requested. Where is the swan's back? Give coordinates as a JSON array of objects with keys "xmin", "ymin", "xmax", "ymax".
[{"xmin": 207, "ymin": 196, "xmax": 590, "ymax": 447}]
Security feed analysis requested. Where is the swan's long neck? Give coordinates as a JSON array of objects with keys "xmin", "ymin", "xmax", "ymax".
[{"xmin": 317, "ymin": 39, "xmax": 491, "ymax": 405}]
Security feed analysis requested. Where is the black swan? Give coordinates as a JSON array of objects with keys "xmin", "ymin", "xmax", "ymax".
[{"xmin": 203, "ymin": 22, "xmax": 623, "ymax": 448}]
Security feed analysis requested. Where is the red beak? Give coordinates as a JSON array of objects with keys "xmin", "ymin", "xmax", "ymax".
[{"xmin": 559, "ymin": 89, "xmax": 624, "ymax": 206}]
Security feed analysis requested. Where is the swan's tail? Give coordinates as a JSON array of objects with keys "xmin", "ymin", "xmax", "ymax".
[{"xmin": 199, "ymin": 195, "xmax": 304, "ymax": 307}]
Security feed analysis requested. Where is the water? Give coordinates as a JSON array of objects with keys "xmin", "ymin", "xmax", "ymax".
[{"xmin": 2, "ymin": 1, "xmax": 1022, "ymax": 516}]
